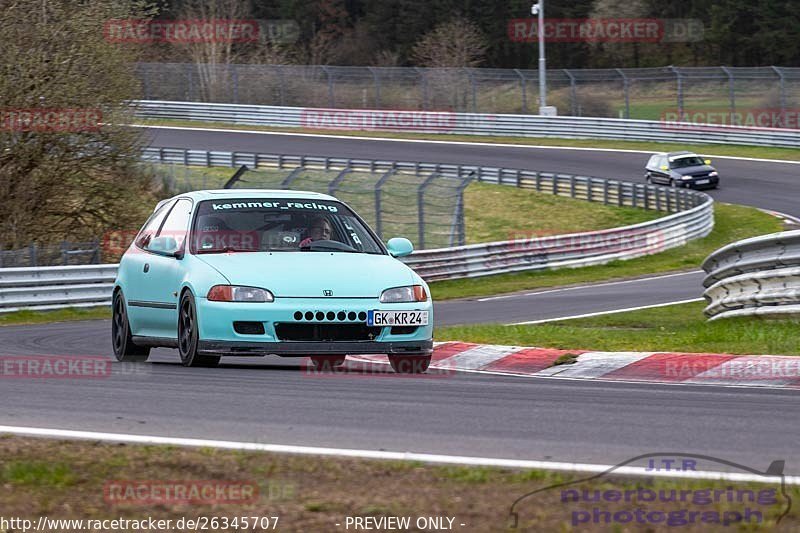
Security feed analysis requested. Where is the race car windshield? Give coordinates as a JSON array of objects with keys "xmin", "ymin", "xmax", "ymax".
[
  {"xmin": 191, "ymin": 198, "xmax": 385, "ymax": 255},
  {"xmin": 670, "ymin": 156, "xmax": 706, "ymax": 169}
]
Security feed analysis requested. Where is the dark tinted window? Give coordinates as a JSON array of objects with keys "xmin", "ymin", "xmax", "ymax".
[
  {"xmin": 135, "ymin": 200, "xmax": 174, "ymax": 249},
  {"xmin": 670, "ymin": 156, "xmax": 706, "ymax": 169},
  {"xmin": 153, "ymin": 199, "xmax": 193, "ymax": 251},
  {"xmin": 191, "ymin": 198, "xmax": 384, "ymax": 254}
]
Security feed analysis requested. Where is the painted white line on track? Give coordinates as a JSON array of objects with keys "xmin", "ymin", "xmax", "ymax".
[
  {"xmin": 508, "ymin": 298, "xmax": 704, "ymax": 325},
  {"xmin": 136, "ymin": 124, "xmax": 800, "ymax": 165},
  {"xmin": 476, "ymin": 271, "xmax": 703, "ymax": 302},
  {"xmin": 1, "ymin": 424, "xmax": 797, "ymax": 484}
]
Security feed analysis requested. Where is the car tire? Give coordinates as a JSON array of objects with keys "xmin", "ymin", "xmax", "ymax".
[
  {"xmin": 645, "ymin": 175, "xmax": 652, "ymax": 184},
  {"xmin": 669, "ymin": 179, "xmax": 678, "ymax": 188},
  {"xmin": 112, "ymin": 291, "xmax": 150, "ymax": 362},
  {"xmin": 388, "ymin": 355, "xmax": 431, "ymax": 374},
  {"xmin": 310, "ymin": 356, "xmax": 346, "ymax": 371},
  {"xmin": 178, "ymin": 291, "xmax": 220, "ymax": 368}
]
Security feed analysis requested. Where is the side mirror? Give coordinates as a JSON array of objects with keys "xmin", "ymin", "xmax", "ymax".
[
  {"xmin": 704, "ymin": 159, "xmax": 712, "ymax": 165},
  {"xmin": 148, "ymin": 235, "xmax": 180, "ymax": 256},
  {"xmin": 386, "ymin": 237, "xmax": 414, "ymax": 258}
]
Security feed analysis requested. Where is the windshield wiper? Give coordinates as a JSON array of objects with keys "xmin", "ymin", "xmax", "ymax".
[{"xmin": 195, "ymin": 246, "xmax": 260, "ymax": 254}]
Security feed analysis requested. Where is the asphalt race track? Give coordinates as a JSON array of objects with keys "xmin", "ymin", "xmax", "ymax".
[
  {"xmin": 1, "ymin": 126, "xmax": 798, "ymax": 475},
  {"xmin": 145, "ymin": 126, "xmax": 800, "ymax": 217},
  {"xmin": 1, "ymin": 320, "xmax": 799, "ymax": 472}
]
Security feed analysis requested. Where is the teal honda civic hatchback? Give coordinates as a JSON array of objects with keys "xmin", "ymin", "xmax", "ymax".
[{"xmin": 112, "ymin": 189, "xmax": 433, "ymax": 373}]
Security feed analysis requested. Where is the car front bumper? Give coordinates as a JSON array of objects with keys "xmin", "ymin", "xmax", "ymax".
[
  {"xmin": 198, "ymin": 339, "xmax": 433, "ymax": 356},
  {"xmin": 194, "ymin": 296, "xmax": 433, "ymax": 356},
  {"xmin": 677, "ymin": 176, "xmax": 719, "ymax": 189}
]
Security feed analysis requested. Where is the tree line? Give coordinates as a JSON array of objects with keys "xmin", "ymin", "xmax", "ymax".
[{"xmin": 148, "ymin": 0, "xmax": 800, "ymax": 68}]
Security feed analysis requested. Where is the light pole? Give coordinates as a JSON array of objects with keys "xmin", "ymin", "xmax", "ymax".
[{"xmin": 532, "ymin": 1, "xmax": 555, "ymax": 115}]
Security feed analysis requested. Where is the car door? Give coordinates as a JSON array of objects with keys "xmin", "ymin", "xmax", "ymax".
[
  {"xmin": 654, "ymin": 155, "xmax": 671, "ymax": 184},
  {"xmin": 124, "ymin": 200, "xmax": 174, "ymax": 336},
  {"xmin": 133, "ymin": 198, "xmax": 194, "ymax": 339}
]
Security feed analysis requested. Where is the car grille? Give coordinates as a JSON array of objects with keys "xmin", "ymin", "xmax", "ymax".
[
  {"xmin": 275, "ymin": 323, "xmax": 382, "ymax": 341},
  {"xmin": 292, "ymin": 310, "xmax": 368, "ymax": 322}
]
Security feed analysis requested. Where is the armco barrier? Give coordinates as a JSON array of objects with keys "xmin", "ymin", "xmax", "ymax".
[
  {"xmin": 703, "ymin": 230, "xmax": 800, "ymax": 320},
  {"xmin": 0, "ymin": 265, "xmax": 117, "ymax": 312},
  {"xmin": 1, "ymin": 153, "xmax": 713, "ymax": 311},
  {"xmin": 133, "ymin": 100, "xmax": 800, "ymax": 148}
]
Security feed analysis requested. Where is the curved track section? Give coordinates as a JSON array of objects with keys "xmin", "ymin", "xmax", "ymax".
[
  {"xmin": 145, "ymin": 127, "xmax": 800, "ymax": 217},
  {"xmin": 1, "ymin": 320, "xmax": 799, "ymax": 472}
]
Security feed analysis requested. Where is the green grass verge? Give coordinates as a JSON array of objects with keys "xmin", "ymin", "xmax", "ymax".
[
  {"xmin": 431, "ymin": 203, "xmax": 782, "ymax": 301},
  {"xmin": 438, "ymin": 300, "xmax": 800, "ymax": 356},
  {"xmin": 464, "ymin": 182, "xmax": 657, "ymax": 244},
  {"xmin": 1, "ymin": 436, "xmax": 796, "ymax": 530},
  {"xmin": 139, "ymin": 118, "xmax": 800, "ymax": 162},
  {"xmin": 0, "ymin": 307, "xmax": 110, "ymax": 327}
]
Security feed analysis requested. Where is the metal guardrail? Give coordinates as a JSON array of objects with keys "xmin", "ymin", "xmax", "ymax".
[
  {"xmin": 702, "ymin": 231, "xmax": 800, "ymax": 320},
  {"xmin": 0, "ymin": 265, "xmax": 117, "ymax": 312},
  {"xmin": 133, "ymin": 100, "xmax": 800, "ymax": 148},
  {"xmin": 1, "ymin": 152, "xmax": 713, "ymax": 311}
]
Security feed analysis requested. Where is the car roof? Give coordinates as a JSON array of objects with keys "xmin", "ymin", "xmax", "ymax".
[
  {"xmin": 667, "ymin": 151, "xmax": 699, "ymax": 159},
  {"xmin": 165, "ymin": 189, "xmax": 338, "ymax": 203}
]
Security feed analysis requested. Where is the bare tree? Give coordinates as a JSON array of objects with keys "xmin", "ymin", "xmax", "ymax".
[
  {"xmin": 178, "ymin": 0, "xmax": 252, "ymax": 101},
  {"xmin": 411, "ymin": 17, "xmax": 488, "ymax": 68},
  {"xmin": 589, "ymin": 0, "xmax": 650, "ymax": 67},
  {"xmin": 0, "ymin": 0, "xmax": 160, "ymax": 250}
]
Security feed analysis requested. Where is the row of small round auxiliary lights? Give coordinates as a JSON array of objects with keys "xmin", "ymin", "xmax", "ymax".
[{"xmin": 293, "ymin": 310, "xmax": 368, "ymax": 322}]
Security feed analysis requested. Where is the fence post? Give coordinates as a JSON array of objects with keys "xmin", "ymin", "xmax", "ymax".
[
  {"xmin": 514, "ymin": 69, "xmax": 528, "ymax": 113},
  {"xmin": 374, "ymin": 168, "xmax": 397, "ymax": 239},
  {"xmin": 416, "ymin": 67, "xmax": 429, "ymax": 110},
  {"xmin": 602, "ymin": 180, "xmax": 609, "ymax": 205},
  {"xmin": 186, "ymin": 63, "xmax": 194, "ymax": 100},
  {"xmin": 772, "ymin": 66, "xmax": 787, "ymax": 119},
  {"xmin": 417, "ymin": 171, "xmax": 439, "ymax": 249},
  {"xmin": 231, "ymin": 64, "xmax": 239, "ymax": 104},
  {"xmin": 29, "ymin": 243, "xmax": 38, "ymax": 267},
  {"xmin": 535, "ymin": 171, "xmax": 541, "ymax": 191},
  {"xmin": 616, "ymin": 68, "xmax": 630, "ymax": 118},
  {"xmin": 322, "ymin": 66, "xmax": 334, "ymax": 107},
  {"xmin": 564, "ymin": 69, "xmax": 577, "ymax": 115},
  {"xmin": 721, "ymin": 66, "xmax": 735, "ymax": 123},
  {"xmin": 328, "ymin": 166, "xmax": 352, "ymax": 196},
  {"xmin": 465, "ymin": 68, "xmax": 477, "ymax": 112},
  {"xmin": 669, "ymin": 66, "xmax": 683, "ymax": 118},
  {"xmin": 452, "ymin": 171, "xmax": 475, "ymax": 246},
  {"xmin": 277, "ymin": 65, "xmax": 286, "ymax": 106},
  {"xmin": 369, "ymin": 66, "xmax": 382, "ymax": 108},
  {"xmin": 141, "ymin": 64, "xmax": 151, "ymax": 99}
]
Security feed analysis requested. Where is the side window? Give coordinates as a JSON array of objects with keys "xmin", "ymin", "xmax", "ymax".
[
  {"xmin": 135, "ymin": 200, "xmax": 174, "ymax": 249},
  {"xmin": 152, "ymin": 199, "xmax": 193, "ymax": 252}
]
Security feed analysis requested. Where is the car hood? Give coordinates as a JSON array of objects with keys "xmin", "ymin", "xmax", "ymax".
[
  {"xmin": 195, "ymin": 251, "xmax": 417, "ymax": 298},
  {"xmin": 672, "ymin": 164, "xmax": 715, "ymax": 176}
]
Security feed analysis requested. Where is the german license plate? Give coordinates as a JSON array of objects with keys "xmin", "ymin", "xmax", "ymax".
[
  {"xmin": 695, "ymin": 179, "xmax": 709, "ymax": 185},
  {"xmin": 368, "ymin": 310, "xmax": 429, "ymax": 326}
]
